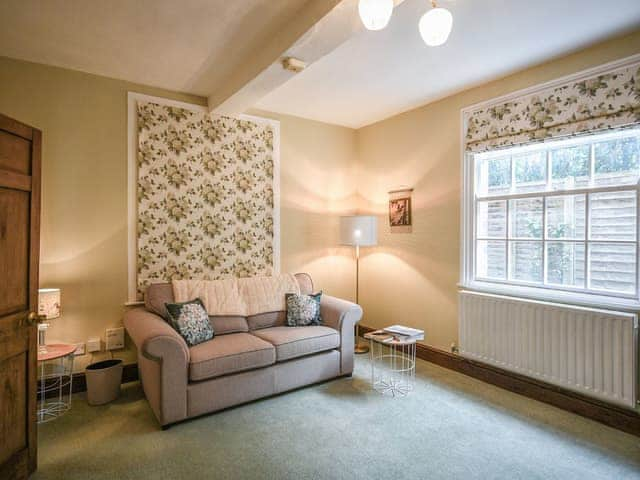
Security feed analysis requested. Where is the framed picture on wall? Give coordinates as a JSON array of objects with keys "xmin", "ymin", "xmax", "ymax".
[{"xmin": 389, "ymin": 197, "xmax": 411, "ymax": 226}]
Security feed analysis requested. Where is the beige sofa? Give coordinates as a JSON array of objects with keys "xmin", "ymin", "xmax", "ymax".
[{"xmin": 123, "ymin": 273, "xmax": 362, "ymax": 428}]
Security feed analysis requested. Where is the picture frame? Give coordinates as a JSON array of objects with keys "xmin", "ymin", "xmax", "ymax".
[{"xmin": 389, "ymin": 197, "xmax": 411, "ymax": 227}]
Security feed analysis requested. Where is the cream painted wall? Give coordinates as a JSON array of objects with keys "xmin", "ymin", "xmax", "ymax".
[
  {"xmin": 251, "ymin": 110, "xmax": 359, "ymax": 302},
  {"xmin": 0, "ymin": 57, "xmax": 358, "ymax": 371},
  {"xmin": 1, "ymin": 28, "xmax": 637, "ymax": 371},
  {"xmin": 355, "ymin": 30, "xmax": 640, "ymax": 351}
]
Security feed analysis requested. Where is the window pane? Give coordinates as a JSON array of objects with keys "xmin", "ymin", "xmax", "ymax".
[
  {"xmin": 514, "ymin": 151, "xmax": 546, "ymax": 192},
  {"xmin": 509, "ymin": 198, "xmax": 543, "ymax": 238},
  {"xmin": 509, "ymin": 241, "xmax": 543, "ymax": 283},
  {"xmin": 590, "ymin": 190, "xmax": 636, "ymax": 241},
  {"xmin": 594, "ymin": 135, "xmax": 640, "ymax": 186},
  {"xmin": 477, "ymin": 201, "xmax": 506, "ymax": 238},
  {"xmin": 589, "ymin": 243, "xmax": 636, "ymax": 294},
  {"xmin": 550, "ymin": 145, "xmax": 590, "ymax": 189},
  {"xmin": 546, "ymin": 242, "xmax": 585, "ymax": 287},
  {"xmin": 477, "ymin": 156, "xmax": 510, "ymax": 196},
  {"xmin": 546, "ymin": 194, "xmax": 585, "ymax": 240},
  {"xmin": 476, "ymin": 240, "xmax": 506, "ymax": 279}
]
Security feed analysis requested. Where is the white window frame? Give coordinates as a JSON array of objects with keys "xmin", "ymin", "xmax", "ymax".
[
  {"xmin": 469, "ymin": 129, "xmax": 639, "ymax": 301},
  {"xmin": 461, "ymin": 97, "xmax": 640, "ymax": 310}
]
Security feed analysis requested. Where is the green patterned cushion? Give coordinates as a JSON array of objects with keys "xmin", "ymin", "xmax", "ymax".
[
  {"xmin": 286, "ymin": 292, "xmax": 322, "ymax": 326},
  {"xmin": 164, "ymin": 298, "xmax": 214, "ymax": 346}
]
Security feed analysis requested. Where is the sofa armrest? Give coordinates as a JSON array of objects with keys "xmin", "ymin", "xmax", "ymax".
[
  {"xmin": 124, "ymin": 308, "xmax": 189, "ymax": 362},
  {"xmin": 321, "ymin": 295, "xmax": 362, "ymax": 375},
  {"xmin": 123, "ymin": 308, "xmax": 189, "ymax": 426}
]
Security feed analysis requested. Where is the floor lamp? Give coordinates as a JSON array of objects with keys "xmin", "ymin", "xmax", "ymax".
[{"xmin": 340, "ymin": 215, "xmax": 377, "ymax": 354}]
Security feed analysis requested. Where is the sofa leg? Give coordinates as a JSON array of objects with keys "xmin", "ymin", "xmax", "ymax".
[{"xmin": 161, "ymin": 424, "xmax": 171, "ymax": 431}]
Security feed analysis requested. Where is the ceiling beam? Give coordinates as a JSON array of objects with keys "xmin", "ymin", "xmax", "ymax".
[
  {"xmin": 210, "ymin": 0, "xmax": 407, "ymax": 116},
  {"xmin": 208, "ymin": 0, "xmax": 342, "ymax": 114}
]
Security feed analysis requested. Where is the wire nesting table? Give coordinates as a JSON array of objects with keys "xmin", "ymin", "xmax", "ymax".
[
  {"xmin": 37, "ymin": 344, "xmax": 75, "ymax": 423},
  {"xmin": 364, "ymin": 330, "xmax": 417, "ymax": 397}
]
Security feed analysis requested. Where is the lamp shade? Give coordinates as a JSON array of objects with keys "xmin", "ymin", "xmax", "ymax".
[
  {"xmin": 38, "ymin": 288, "xmax": 61, "ymax": 319},
  {"xmin": 358, "ymin": 0, "xmax": 394, "ymax": 31},
  {"xmin": 340, "ymin": 215, "xmax": 377, "ymax": 246},
  {"xmin": 419, "ymin": 7, "xmax": 453, "ymax": 46}
]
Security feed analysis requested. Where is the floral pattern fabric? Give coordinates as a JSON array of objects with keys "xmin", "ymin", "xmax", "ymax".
[
  {"xmin": 286, "ymin": 292, "xmax": 322, "ymax": 326},
  {"xmin": 165, "ymin": 298, "xmax": 214, "ymax": 346},
  {"xmin": 465, "ymin": 61, "xmax": 640, "ymax": 152},
  {"xmin": 136, "ymin": 101, "xmax": 276, "ymax": 298}
]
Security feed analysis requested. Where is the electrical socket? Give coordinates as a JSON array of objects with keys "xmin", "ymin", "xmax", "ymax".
[
  {"xmin": 73, "ymin": 342, "xmax": 86, "ymax": 356},
  {"xmin": 87, "ymin": 337, "xmax": 101, "ymax": 353},
  {"xmin": 105, "ymin": 327, "xmax": 125, "ymax": 350}
]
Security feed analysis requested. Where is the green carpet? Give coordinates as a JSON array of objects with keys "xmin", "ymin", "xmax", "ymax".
[{"xmin": 34, "ymin": 356, "xmax": 640, "ymax": 479}]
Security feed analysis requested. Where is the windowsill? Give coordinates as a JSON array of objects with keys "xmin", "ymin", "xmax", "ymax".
[{"xmin": 458, "ymin": 281, "xmax": 640, "ymax": 313}]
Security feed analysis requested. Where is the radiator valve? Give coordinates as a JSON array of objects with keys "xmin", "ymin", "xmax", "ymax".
[{"xmin": 451, "ymin": 343, "xmax": 459, "ymax": 354}]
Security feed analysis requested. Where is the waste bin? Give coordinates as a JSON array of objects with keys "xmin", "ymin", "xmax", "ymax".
[{"xmin": 85, "ymin": 359, "xmax": 123, "ymax": 405}]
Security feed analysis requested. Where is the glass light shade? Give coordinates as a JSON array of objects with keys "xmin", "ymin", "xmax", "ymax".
[
  {"xmin": 38, "ymin": 288, "xmax": 61, "ymax": 319},
  {"xmin": 358, "ymin": 0, "xmax": 394, "ymax": 31},
  {"xmin": 340, "ymin": 216, "xmax": 378, "ymax": 246},
  {"xmin": 419, "ymin": 7, "xmax": 453, "ymax": 46}
]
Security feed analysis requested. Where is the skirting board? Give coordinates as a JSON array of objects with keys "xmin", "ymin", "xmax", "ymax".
[
  {"xmin": 42, "ymin": 363, "xmax": 139, "ymax": 399},
  {"xmin": 359, "ymin": 325, "xmax": 640, "ymax": 437}
]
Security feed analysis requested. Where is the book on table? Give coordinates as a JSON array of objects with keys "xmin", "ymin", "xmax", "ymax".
[
  {"xmin": 382, "ymin": 325, "xmax": 424, "ymax": 341},
  {"xmin": 366, "ymin": 325, "xmax": 424, "ymax": 343}
]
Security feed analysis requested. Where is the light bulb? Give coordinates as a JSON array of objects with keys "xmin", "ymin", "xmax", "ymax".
[
  {"xmin": 354, "ymin": 229, "xmax": 362, "ymax": 238},
  {"xmin": 418, "ymin": 6, "xmax": 453, "ymax": 46},
  {"xmin": 358, "ymin": 0, "xmax": 394, "ymax": 31}
]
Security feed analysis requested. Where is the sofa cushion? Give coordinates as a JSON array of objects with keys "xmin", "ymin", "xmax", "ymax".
[
  {"xmin": 165, "ymin": 298, "xmax": 214, "ymax": 347},
  {"xmin": 209, "ymin": 315, "xmax": 249, "ymax": 334},
  {"xmin": 143, "ymin": 283, "xmax": 248, "ymax": 333},
  {"xmin": 286, "ymin": 292, "xmax": 322, "ymax": 326},
  {"xmin": 251, "ymin": 326, "xmax": 339, "ymax": 362},
  {"xmin": 189, "ymin": 333, "xmax": 275, "ymax": 382},
  {"xmin": 246, "ymin": 311, "xmax": 286, "ymax": 331}
]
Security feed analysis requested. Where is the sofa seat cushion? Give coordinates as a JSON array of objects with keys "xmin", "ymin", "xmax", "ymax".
[
  {"xmin": 189, "ymin": 333, "xmax": 275, "ymax": 382},
  {"xmin": 251, "ymin": 326, "xmax": 339, "ymax": 362}
]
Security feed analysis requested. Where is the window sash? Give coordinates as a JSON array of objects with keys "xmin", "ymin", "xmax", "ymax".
[{"xmin": 467, "ymin": 129, "xmax": 640, "ymax": 304}]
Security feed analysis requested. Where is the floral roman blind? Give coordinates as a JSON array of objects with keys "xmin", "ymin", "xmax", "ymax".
[
  {"xmin": 136, "ymin": 101, "xmax": 276, "ymax": 298},
  {"xmin": 465, "ymin": 59, "xmax": 640, "ymax": 153}
]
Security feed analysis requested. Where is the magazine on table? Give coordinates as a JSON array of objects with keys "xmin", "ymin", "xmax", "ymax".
[
  {"xmin": 367, "ymin": 325, "xmax": 424, "ymax": 343},
  {"xmin": 382, "ymin": 325, "xmax": 424, "ymax": 341}
]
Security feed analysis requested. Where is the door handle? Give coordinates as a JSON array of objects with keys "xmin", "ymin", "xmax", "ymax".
[{"xmin": 27, "ymin": 312, "xmax": 45, "ymax": 326}]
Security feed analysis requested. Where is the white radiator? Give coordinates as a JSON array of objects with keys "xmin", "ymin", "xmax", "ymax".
[{"xmin": 459, "ymin": 291, "xmax": 638, "ymax": 408}]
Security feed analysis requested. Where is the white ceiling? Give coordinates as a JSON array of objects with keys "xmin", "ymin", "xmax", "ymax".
[
  {"xmin": 256, "ymin": 0, "xmax": 640, "ymax": 128},
  {"xmin": 0, "ymin": 0, "xmax": 312, "ymax": 95}
]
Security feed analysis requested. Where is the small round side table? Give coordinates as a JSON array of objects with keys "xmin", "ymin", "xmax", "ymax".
[
  {"xmin": 37, "ymin": 344, "xmax": 75, "ymax": 423},
  {"xmin": 365, "ymin": 331, "xmax": 416, "ymax": 397}
]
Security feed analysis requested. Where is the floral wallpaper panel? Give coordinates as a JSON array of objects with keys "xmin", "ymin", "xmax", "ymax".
[
  {"xmin": 465, "ymin": 60, "xmax": 640, "ymax": 152},
  {"xmin": 136, "ymin": 101, "xmax": 276, "ymax": 299}
]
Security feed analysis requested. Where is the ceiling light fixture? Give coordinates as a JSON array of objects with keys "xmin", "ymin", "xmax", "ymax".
[
  {"xmin": 418, "ymin": 0, "xmax": 453, "ymax": 46},
  {"xmin": 358, "ymin": 0, "xmax": 394, "ymax": 31}
]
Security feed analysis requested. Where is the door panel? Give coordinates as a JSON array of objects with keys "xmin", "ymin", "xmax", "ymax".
[
  {"xmin": 0, "ymin": 130, "xmax": 31, "ymax": 175},
  {"xmin": 0, "ymin": 114, "xmax": 40, "ymax": 479},
  {"xmin": 0, "ymin": 353, "xmax": 27, "ymax": 465},
  {"xmin": 0, "ymin": 189, "xmax": 30, "ymax": 316}
]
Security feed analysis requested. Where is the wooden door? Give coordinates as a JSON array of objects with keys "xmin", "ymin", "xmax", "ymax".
[{"xmin": 0, "ymin": 113, "xmax": 41, "ymax": 479}]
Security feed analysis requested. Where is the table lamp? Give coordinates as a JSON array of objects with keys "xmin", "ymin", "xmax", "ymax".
[
  {"xmin": 38, "ymin": 288, "xmax": 61, "ymax": 354},
  {"xmin": 339, "ymin": 215, "xmax": 377, "ymax": 354}
]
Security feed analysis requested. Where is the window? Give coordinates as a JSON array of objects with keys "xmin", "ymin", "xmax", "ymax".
[{"xmin": 468, "ymin": 128, "xmax": 640, "ymax": 304}]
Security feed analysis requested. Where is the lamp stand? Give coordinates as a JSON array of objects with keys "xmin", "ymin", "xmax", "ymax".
[
  {"xmin": 354, "ymin": 244, "xmax": 369, "ymax": 354},
  {"xmin": 38, "ymin": 322, "xmax": 50, "ymax": 354}
]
